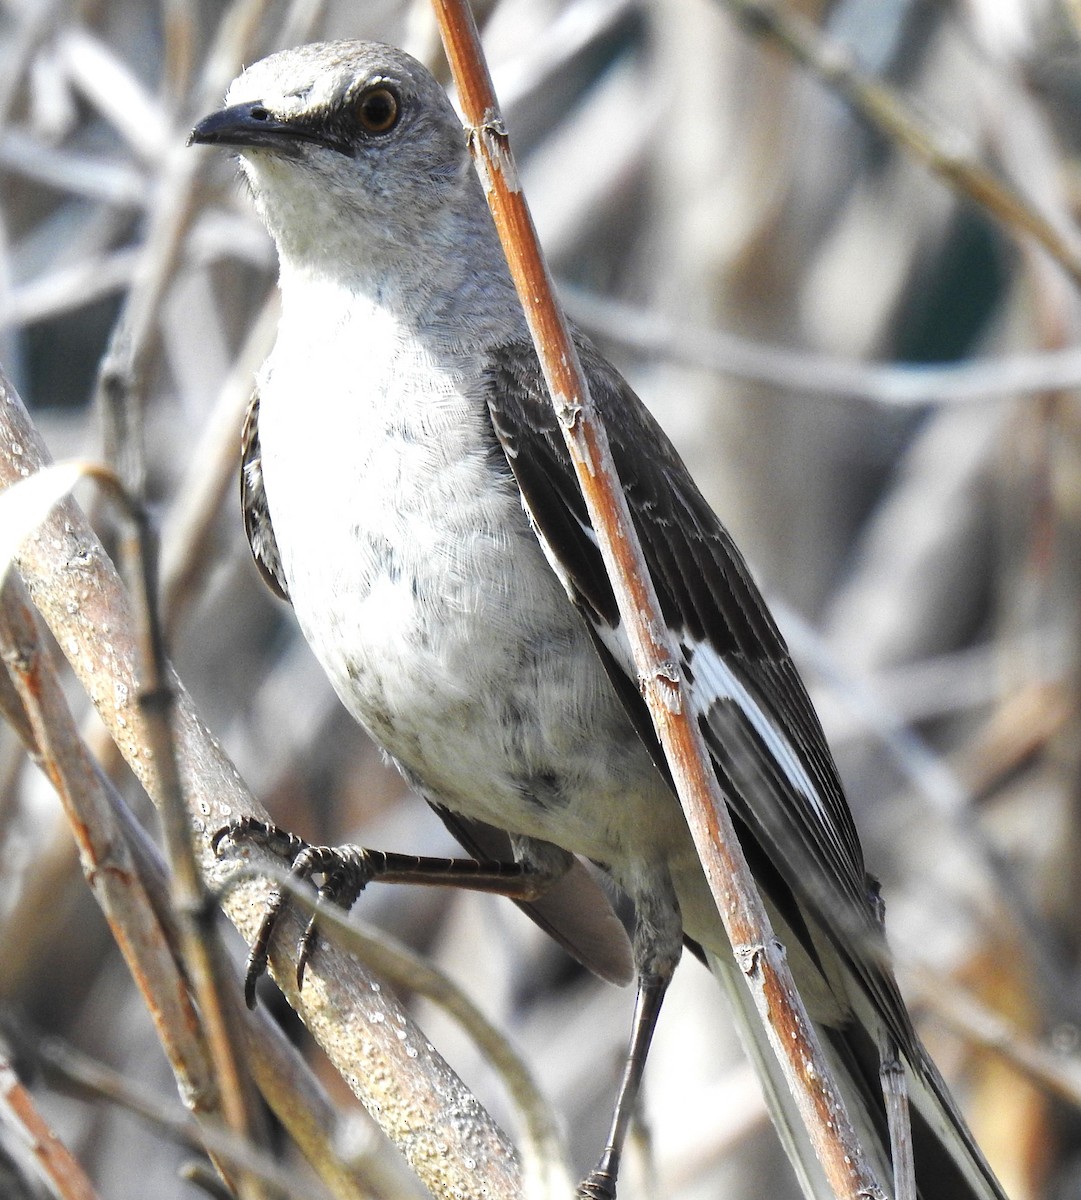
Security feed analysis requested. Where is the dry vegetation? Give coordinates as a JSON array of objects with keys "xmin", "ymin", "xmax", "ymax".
[{"xmin": 1, "ymin": 0, "xmax": 1080, "ymax": 1197}]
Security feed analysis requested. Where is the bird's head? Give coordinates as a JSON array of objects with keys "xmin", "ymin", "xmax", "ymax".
[{"xmin": 191, "ymin": 41, "xmax": 485, "ymax": 276}]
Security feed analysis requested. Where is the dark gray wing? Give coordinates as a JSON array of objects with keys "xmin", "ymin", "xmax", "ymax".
[
  {"xmin": 241, "ymin": 389, "xmax": 289, "ymax": 601},
  {"xmin": 482, "ymin": 335, "xmax": 915, "ymax": 1045}
]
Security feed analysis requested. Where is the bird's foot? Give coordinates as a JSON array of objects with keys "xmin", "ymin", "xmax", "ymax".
[
  {"xmin": 213, "ymin": 817, "xmax": 374, "ymax": 1007},
  {"xmin": 576, "ymin": 1169, "xmax": 618, "ymax": 1199}
]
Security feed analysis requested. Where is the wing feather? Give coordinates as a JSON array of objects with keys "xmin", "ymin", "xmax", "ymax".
[
  {"xmin": 241, "ymin": 390, "xmax": 290, "ymax": 601},
  {"xmin": 482, "ymin": 335, "xmax": 913, "ymax": 1040}
]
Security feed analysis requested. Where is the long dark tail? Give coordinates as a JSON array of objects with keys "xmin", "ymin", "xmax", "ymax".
[{"xmin": 704, "ymin": 948, "xmax": 1007, "ymax": 1200}]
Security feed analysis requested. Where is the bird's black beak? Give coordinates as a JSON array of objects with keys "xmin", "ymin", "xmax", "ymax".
[{"xmin": 188, "ymin": 101, "xmax": 313, "ymax": 150}]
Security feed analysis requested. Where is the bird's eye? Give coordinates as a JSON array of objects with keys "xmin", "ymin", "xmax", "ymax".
[{"xmin": 355, "ymin": 86, "xmax": 400, "ymax": 134}]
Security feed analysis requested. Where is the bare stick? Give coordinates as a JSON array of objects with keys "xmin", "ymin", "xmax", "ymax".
[
  {"xmin": 879, "ymin": 1036, "xmax": 916, "ymax": 1200},
  {"xmin": 563, "ymin": 285, "xmax": 1081, "ymax": 406},
  {"xmin": 92, "ymin": 469, "xmax": 272, "ymax": 1200},
  {"xmin": 0, "ymin": 584, "xmax": 216, "ymax": 1139},
  {"xmin": 93, "ymin": 0, "xmax": 274, "ymax": 493},
  {"xmin": 429, "ymin": 3, "xmax": 883, "ymax": 1197},
  {"xmin": 0, "ymin": 458, "xmax": 271, "ymax": 1200},
  {"xmin": 0, "ymin": 1048, "xmax": 102, "ymax": 1200},
  {"xmin": 161, "ymin": 292, "xmax": 279, "ymax": 627},
  {"xmin": 905, "ymin": 965, "xmax": 1081, "ymax": 1110},
  {"xmin": 21, "ymin": 1030, "xmax": 338, "ymax": 1200},
  {"xmin": 719, "ymin": 0, "xmax": 1081, "ymax": 289}
]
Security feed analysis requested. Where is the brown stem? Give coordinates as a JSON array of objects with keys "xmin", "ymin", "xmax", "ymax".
[{"xmin": 430, "ymin": 2, "xmax": 884, "ymax": 1195}]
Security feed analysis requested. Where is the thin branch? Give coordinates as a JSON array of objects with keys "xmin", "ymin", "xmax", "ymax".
[
  {"xmin": 0, "ymin": 0, "xmax": 66, "ymax": 128},
  {"xmin": 0, "ymin": 1048, "xmax": 102, "ymax": 1200},
  {"xmin": 102, "ymin": 472, "xmax": 272, "ymax": 1200},
  {"xmin": 0, "ymin": 458, "xmax": 271, "ymax": 1199},
  {"xmin": 0, "ymin": 581, "xmax": 217, "ymax": 1117},
  {"xmin": 20, "ymin": 1030, "xmax": 339, "ymax": 1200},
  {"xmin": 160, "ymin": 0, "xmax": 197, "ymax": 111},
  {"xmin": 0, "ymin": 620, "xmax": 382, "ymax": 1200},
  {"xmin": 57, "ymin": 27, "xmax": 172, "ymax": 164},
  {"xmin": 93, "ymin": 0, "xmax": 275, "ymax": 495},
  {"xmin": 0, "ymin": 130, "xmax": 147, "ymax": 206},
  {"xmin": 903, "ymin": 965, "xmax": 1081, "ymax": 1111},
  {"xmin": 430, "ymin": 3, "xmax": 884, "ymax": 1196},
  {"xmin": 719, "ymin": 0, "xmax": 1081, "ymax": 289},
  {"xmin": 161, "ymin": 290, "xmax": 279, "ymax": 628},
  {"xmin": 563, "ymin": 285, "xmax": 1081, "ymax": 405}
]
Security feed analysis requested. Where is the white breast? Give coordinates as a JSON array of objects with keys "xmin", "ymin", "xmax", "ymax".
[{"xmin": 255, "ymin": 268, "xmax": 695, "ymax": 876}]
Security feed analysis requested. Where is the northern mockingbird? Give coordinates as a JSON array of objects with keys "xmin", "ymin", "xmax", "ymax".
[{"xmin": 191, "ymin": 40, "xmax": 1006, "ymax": 1200}]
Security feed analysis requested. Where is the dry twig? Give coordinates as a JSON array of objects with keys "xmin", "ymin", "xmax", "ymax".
[
  {"xmin": 431, "ymin": 2, "xmax": 884, "ymax": 1195},
  {"xmin": 0, "ymin": 1046, "xmax": 102, "ymax": 1200},
  {"xmin": 720, "ymin": 0, "xmax": 1081, "ymax": 289}
]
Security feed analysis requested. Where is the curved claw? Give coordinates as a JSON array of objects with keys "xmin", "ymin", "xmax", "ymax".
[
  {"xmin": 244, "ymin": 954, "xmax": 264, "ymax": 1010},
  {"xmin": 242, "ymin": 845, "xmax": 337, "ymax": 1003},
  {"xmin": 214, "ymin": 823, "xmax": 377, "ymax": 1004},
  {"xmin": 213, "ymin": 816, "xmax": 310, "ymax": 861},
  {"xmin": 244, "ymin": 887, "xmax": 287, "ymax": 1008},
  {"xmin": 291, "ymin": 851, "xmax": 369, "ymax": 987},
  {"xmin": 296, "ymin": 911, "xmax": 320, "ymax": 989}
]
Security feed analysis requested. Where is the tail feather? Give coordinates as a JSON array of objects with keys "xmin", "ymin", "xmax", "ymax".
[
  {"xmin": 907, "ymin": 1053, "xmax": 1007, "ymax": 1200},
  {"xmin": 705, "ymin": 948, "xmax": 847, "ymax": 1200},
  {"xmin": 704, "ymin": 949, "xmax": 1008, "ymax": 1200}
]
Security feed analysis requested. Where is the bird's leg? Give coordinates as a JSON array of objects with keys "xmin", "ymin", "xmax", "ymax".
[
  {"xmin": 212, "ymin": 816, "xmax": 560, "ymax": 1007},
  {"xmin": 579, "ymin": 877, "xmax": 681, "ymax": 1199},
  {"xmin": 577, "ymin": 970, "xmax": 671, "ymax": 1200}
]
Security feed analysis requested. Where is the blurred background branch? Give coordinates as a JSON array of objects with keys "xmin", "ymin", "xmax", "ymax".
[{"xmin": 1, "ymin": 0, "xmax": 1081, "ymax": 1197}]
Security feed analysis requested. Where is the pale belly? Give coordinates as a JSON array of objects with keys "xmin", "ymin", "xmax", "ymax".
[{"xmin": 258, "ymin": 386, "xmax": 691, "ymax": 872}]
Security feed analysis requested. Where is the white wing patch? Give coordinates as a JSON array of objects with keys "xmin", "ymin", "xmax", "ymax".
[
  {"xmin": 522, "ymin": 499, "xmax": 829, "ymax": 830},
  {"xmin": 683, "ymin": 640, "xmax": 830, "ymax": 825}
]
